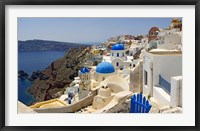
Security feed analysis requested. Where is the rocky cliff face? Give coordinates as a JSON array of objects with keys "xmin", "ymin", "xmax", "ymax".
[{"xmin": 28, "ymin": 47, "xmax": 89, "ymax": 104}]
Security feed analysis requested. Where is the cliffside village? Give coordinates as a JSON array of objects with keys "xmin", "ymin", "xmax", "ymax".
[{"xmin": 18, "ymin": 18, "xmax": 183, "ymax": 113}]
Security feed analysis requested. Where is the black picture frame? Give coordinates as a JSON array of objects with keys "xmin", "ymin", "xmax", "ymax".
[{"xmin": 0, "ymin": 0, "xmax": 199, "ymax": 130}]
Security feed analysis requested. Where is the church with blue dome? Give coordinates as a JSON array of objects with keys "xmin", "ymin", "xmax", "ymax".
[
  {"xmin": 78, "ymin": 61, "xmax": 116, "ymax": 91},
  {"xmin": 96, "ymin": 62, "xmax": 115, "ymax": 74},
  {"xmin": 78, "ymin": 67, "xmax": 91, "ymax": 90},
  {"xmin": 110, "ymin": 43, "xmax": 128, "ymax": 69},
  {"xmin": 80, "ymin": 67, "xmax": 90, "ymax": 74},
  {"xmin": 94, "ymin": 61, "xmax": 116, "ymax": 82},
  {"xmin": 110, "ymin": 44, "xmax": 126, "ymax": 60},
  {"xmin": 111, "ymin": 43, "xmax": 125, "ymax": 50}
]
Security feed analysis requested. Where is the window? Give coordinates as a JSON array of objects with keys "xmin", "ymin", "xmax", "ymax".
[
  {"xmin": 112, "ymin": 53, "xmax": 113, "ymax": 56},
  {"xmin": 144, "ymin": 70, "xmax": 148, "ymax": 85},
  {"xmin": 117, "ymin": 53, "xmax": 119, "ymax": 57},
  {"xmin": 133, "ymin": 64, "xmax": 135, "ymax": 67},
  {"xmin": 116, "ymin": 62, "xmax": 119, "ymax": 67},
  {"xmin": 130, "ymin": 64, "xmax": 132, "ymax": 67},
  {"xmin": 122, "ymin": 53, "xmax": 124, "ymax": 57},
  {"xmin": 159, "ymin": 75, "xmax": 171, "ymax": 94}
]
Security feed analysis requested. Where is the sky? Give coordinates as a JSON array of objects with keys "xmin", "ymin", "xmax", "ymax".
[{"xmin": 18, "ymin": 17, "xmax": 181, "ymax": 43}]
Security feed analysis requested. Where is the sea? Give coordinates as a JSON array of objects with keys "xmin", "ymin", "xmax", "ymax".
[
  {"xmin": 18, "ymin": 51, "xmax": 66, "ymax": 105},
  {"xmin": 18, "ymin": 42, "xmax": 100, "ymax": 106}
]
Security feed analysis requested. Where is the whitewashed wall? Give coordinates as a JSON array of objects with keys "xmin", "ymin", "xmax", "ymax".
[
  {"xmin": 110, "ymin": 50, "xmax": 126, "ymax": 61},
  {"xmin": 142, "ymin": 50, "xmax": 182, "ymax": 104},
  {"xmin": 152, "ymin": 55, "xmax": 182, "ymax": 85},
  {"xmin": 142, "ymin": 55, "xmax": 153, "ymax": 96},
  {"xmin": 95, "ymin": 72, "xmax": 116, "ymax": 83},
  {"xmin": 170, "ymin": 76, "xmax": 182, "ymax": 107}
]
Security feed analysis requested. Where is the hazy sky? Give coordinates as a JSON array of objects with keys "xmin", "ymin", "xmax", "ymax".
[{"xmin": 18, "ymin": 17, "xmax": 181, "ymax": 43}]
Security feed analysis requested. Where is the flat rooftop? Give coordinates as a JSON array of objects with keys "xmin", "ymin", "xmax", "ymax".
[{"xmin": 148, "ymin": 49, "xmax": 182, "ymax": 55}]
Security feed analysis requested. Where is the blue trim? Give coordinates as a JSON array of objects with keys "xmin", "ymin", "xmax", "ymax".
[{"xmin": 159, "ymin": 75, "xmax": 171, "ymax": 94}]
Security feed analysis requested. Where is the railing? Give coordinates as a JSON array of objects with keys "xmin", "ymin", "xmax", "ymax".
[
  {"xmin": 159, "ymin": 75, "xmax": 171, "ymax": 94},
  {"xmin": 130, "ymin": 93, "xmax": 152, "ymax": 113}
]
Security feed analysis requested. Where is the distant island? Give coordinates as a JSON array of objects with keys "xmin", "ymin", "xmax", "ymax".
[{"xmin": 18, "ymin": 39, "xmax": 89, "ymax": 51}]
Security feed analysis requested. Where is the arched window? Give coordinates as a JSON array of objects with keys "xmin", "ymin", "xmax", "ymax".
[
  {"xmin": 116, "ymin": 62, "xmax": 119, "ymax": 67},
  {"xmin": 117, "ymin": 53, "xmax": 119, "ymax": 57}
]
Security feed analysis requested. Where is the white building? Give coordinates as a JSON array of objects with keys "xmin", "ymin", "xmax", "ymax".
[
  {"xmin": 79, "ymin": 62, "xmax": 117, "ymax": 91},
  {"xmin": 94, "ymin": 62, "xmax": 117, "ymax": 82},
  {"xmin": 78, "ymin": 67, "xmax": 91, "ymax": 99},
  {"xmin": 110, "ymin": 44, "xmax": 126, "ymax": 61},
  {"xmin": 105, "ymin": 43, "xmax": 134, "ymax": 69},
  {"xmin": 141, "ymin": 37, "xmax": 148, "ymax": 46},
  {"xmin": 157, "ymin": 30, "xmax": 182, "ymax": 50},
  {"xmin": 148, "ymin": 29, "xmax": 182, "ymax": 50},
  {"xmin": 142, "ymin": 49, "xmax": 182, "ymax": 107},
  {"xmin": 129, "ymin": 43, "xmax": 144, "ymax": 56},
  {"xmin": 78, "ymin": 67, "xmax": 91, "ymax": 89},
  {"xmin": 87, "ymin": 49, "xmax": 103, "ymax": 65}
]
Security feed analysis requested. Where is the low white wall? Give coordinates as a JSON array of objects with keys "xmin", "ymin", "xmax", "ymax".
[
  {"xmin": 179, "ymin": 78, "xmax": 182, "ymax": 107},
  {"xmin": 170, "ymin": 76, "xmax": 182, "ymax": 107},
  {"xmin": 153, "ymin": 86, "xmax": 170, "ymax": 105}
]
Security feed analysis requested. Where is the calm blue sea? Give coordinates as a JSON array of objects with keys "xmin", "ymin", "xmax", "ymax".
[{"xmin": 18, "ymin": 51, "xmax": 66, "ymax": 105}]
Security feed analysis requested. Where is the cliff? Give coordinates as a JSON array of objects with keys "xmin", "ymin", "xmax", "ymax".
[
  {"xmin": 18, "ymin": 39, "xmax": 88, "ymax": 51},
  {"xmin": 28, "ymin": 47, "xmax": 89, "ymax": 104}
]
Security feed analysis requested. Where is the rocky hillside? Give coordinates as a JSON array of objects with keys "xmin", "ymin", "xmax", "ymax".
[
  {"xmin": 18, "ymin": 39, "xmax": 88, "ymax": 51},
  {"xmin": 28, "ymin": 47, "xmax": 89, "ymax": 104}
]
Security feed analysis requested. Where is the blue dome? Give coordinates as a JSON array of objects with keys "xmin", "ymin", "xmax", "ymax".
[
  {"xmin": 80, "ymin": 67, "xmax": 90, "ymax": 74},
  {"xmin": 96, "ymin": 62, "xmax": 115, "ymax": 74},
  {"xmin": 111, "ymin": 44, "xmax": 124, "ymax": 50}
]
